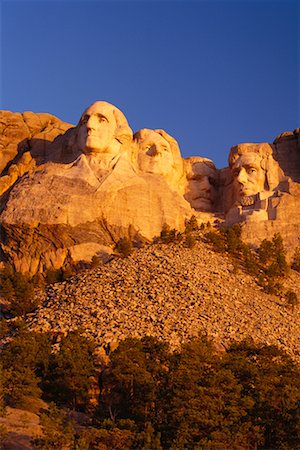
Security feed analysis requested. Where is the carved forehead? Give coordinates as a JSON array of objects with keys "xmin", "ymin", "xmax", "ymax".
[
  {"xmin": 184, "ymin": 157, "xmax": 217, "ymax": 178},
  {"xmin": 232, "ymin": 153, "xmax": 262, "ymax": 170},
  {"xmin": 82, "ymin": 101, "xmax": 116, "ymax": 121},
  {"xmin": 137, "ymin": 130, "xmax": 170, "ymax": 147},
  {"xmin": 229, "ymin": 143, "xmax": 272, "ymax": 167}
]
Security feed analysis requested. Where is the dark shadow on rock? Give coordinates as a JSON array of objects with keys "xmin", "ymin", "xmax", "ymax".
[
  {"xmin": 2, "ymin": 432, "xmax": 35, "ymax": 450},
  {"xmin": 0, "ymin": 127, "xmax": 81, "ymax": 177}
]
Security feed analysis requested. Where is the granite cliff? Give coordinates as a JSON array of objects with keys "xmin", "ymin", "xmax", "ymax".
[{"xmin": 0, "ymin": 101, "xmax": 299, "ymax": 274}]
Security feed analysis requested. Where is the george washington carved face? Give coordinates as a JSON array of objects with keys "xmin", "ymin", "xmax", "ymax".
[{"xmin": 76, "ymin": 101, "xmax": 132, "ymax": 157}]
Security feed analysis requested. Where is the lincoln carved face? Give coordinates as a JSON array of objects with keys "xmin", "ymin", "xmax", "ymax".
[
  {"xmin": 231, "ymin": 153, "xmax": 266, "ymax": 199},
  {"xmin": 184, "ymin": 157, "xmax": 218, "ymax": 211},
  {"xmin": 75, "ymin": 101, "xmax": 132, "ymax": 157}
]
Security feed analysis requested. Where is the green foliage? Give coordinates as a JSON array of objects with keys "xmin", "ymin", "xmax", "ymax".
[
  {"xmin": 205, "ymin": 224, "xmax": 244, "ymax": 255},
  {"xmin": 159, "ymin": 224, "xmax": 183, "ymax": 244},
  {"xmin": 183, "ymin": 215, "xmax": 199, "ymax": 248},
  {"xmin": 46, "ymin": 331, "xmax": 96, "ymax": 410},
  {"xmin": 291, "ymin": 247, "xmax": 300, "ymax": 272},
  {"xmin": 45, "ymin": 269, "xmax": 63, "ymax": 284},
  {"xmin": 106, "ymin": 336, "xmax": 170, "ymax": 426},
  {"xmin": 285, "ymin": 290, "xmax": 299, "ymax": 311},
  {"xmin": 224, "ymin": 340, "xmax": 300, "ymax": 450},
  {"xmin": 1, "ymin": 329, "xmax": 51, "ymax": 407},
  {"xmin": 32, "ymin": 402, "xmax": 75, "ymax": 449},
  {"xmin": 257, "ymin": 275, "xmax": 282, "ymax": 295},
  {"xmin": 0, "ymin": 264, "xmax": 39, "ymax": 316},
  {"xmin": 258, "ymin": 233, "xmax": 288, "ymax": 277},
  {"xmin": 137, "ymin": 421, "xmax": 163, "ymax": 450},
  {"xmin": 45, "ymin": 265, "xmax": 75, "ymax": 285},
  {"xmin": 0, "ymin": 319, "xmax": 9, "ymax": 339},
  {"xmin": 116, "ymin": 237, "xmax": 133, "ymax": 257},
  {"xmin": 185, "ymin": 215, "xmax": 198, "ymax": 233},
  {"xmin": 184, "ymin": 232, "xmax": 196, "ymax": 248},
  {"xmin": 3, "ymin": 330, "xmax": 300, "ymax": 449},
  {"xmin": 74, "ymin": 426, "xmax": 135, "ymax": 449},
  {"xmin": 162, "ymin": 337, "xmax": 259, "ymax": 449},
  {"xmin": 206, "ymin": 230, "xmax": 289, "ymax": 294}
]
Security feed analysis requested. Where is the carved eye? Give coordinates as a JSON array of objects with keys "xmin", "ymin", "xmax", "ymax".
[
  {"xmin": 208, "ymin": 176, "xmax": 217, "ymax": 187},
  {"xmin": 80, "ymin": 115, "xmax": 89, "ymax": 124},
  {"xmin": 233, "ymin": 169, "xmax": 240, "ymax": 178},
  {"xmin": 248, "ymin": 167, "xmax": 257, "ymax": 174}
]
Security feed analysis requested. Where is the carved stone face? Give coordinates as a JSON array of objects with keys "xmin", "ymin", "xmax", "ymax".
[
  {"xmin": 136, "ymin": 130, "xmax": 175, "ymax": 178},
  {"xmin": 184, "ymin": 158, "xmax": 218, "ymax": 211},
  {"xmin": 77, "ymin": 102, "xmax": 118, "ymax": 154},
  {"xmin": 232, "ymin": 153, "xmax": 265, "ymax": 199}
]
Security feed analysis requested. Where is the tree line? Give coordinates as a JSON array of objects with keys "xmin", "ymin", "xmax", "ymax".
[{"xmin": 1, "ymin": 328, "xmax": 300, "ymax": 449}]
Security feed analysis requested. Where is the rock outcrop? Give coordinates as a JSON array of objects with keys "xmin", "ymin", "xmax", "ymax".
[
  {"xmin": 0, "ymin": 101, "xmax": 299, "ymax": 274},
  {"xmin": 0, "ymin": 110, "xmax": 73, "ymax": 194}
]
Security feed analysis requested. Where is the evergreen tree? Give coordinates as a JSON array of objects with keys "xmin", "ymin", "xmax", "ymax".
[
  {"xmin": 116, "ymin": 237, "xmax": 133, "ymax": 257},
  {"xmin": 32, "ymin": 402, "xmax": 75, "ymax": 449},
  {"xmin": 47, "ymin": 331, "xmax": 96, "ymax": 410}
]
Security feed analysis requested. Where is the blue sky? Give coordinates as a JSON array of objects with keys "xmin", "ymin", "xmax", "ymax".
[{"xmin": 1, "ymin": 0, "xmax": 299, "ymax": 168}]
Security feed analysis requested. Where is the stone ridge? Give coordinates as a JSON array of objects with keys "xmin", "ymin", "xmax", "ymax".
[
  {"xmin": 1, "ymin": 103, "xmax": 299, "ymax": 275},
  {"xmin": 26, "ymin": 238, "xmax": 300, "ymax": 363}
]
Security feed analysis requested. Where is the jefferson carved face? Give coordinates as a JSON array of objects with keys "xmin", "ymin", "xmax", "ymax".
[
  {"xmin": 232, "ymin": 153, "xmax": 266, "ymax": 199},
  {"xmin": 135, "ymin": 130, "xmax": 176, "ymax": 178},
  {"xmin": 77, "ymin": 102, "xmax": 118, "ymax": 154},
  {"xmin": 184, "ymin": 158, "xmax": 218, "ymax": 211}
]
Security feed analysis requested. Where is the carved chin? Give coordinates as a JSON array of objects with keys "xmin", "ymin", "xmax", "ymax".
[
  {"xmin": 191, "ymin": 197, "xmax": 213, "ymax": 212},
  {"xmin": 238, "ymin": 187, "xmax": 258, "ymax": 197},
  {"xmin": 84, "ymin": 142, "xmax": 109, "ymax": 154}
]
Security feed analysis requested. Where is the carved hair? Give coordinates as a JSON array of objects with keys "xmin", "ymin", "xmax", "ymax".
[
  {"xmin": 184, "ymin": 156, "xmax": 217, "ymax": 179},
  {"xmin": 228, "ymin": 143, "xmax": 283, "ymax": 191}
]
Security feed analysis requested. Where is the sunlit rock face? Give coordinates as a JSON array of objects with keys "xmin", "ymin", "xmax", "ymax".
[
  {"xmin": 133, "ymin": 128, "xmax": 184, "ymax": 193},
  {"xmin": 68, "ymin": 101, "xmax": 133, "ymax": 170},
  {"xmin": 273, "ymin": 128, "xmax": 300, "ymax": 183},
  {"xmin": 224, "ymin": 143, "xmax": 286, "ymax": 225},
  {"xmin": 229, "ymin": 143, "xmax": 284, "ymax": 203},
  {"xmin": 0, "ymin": 103, "xmax": 191, "ymax": 274},
  {"xmin": 183, "ymin": 156, "xmax": 218, "ymax": 212},
  {"xmin": 0, "ymin": 110, "xmax": 72, "ymax": 196},
  {"xmin": 0, "ymin": 101, "xmax": 299, "ymax": 274}
]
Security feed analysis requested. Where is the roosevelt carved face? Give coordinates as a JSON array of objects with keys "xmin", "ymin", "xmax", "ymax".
[
  {"xmin": 184, "ymin": 157, "xmax": 218, "ymax": 211},
  {"xmin": 232, "ymin": 153, "xmax": 266, "ymax": 200},
  {"xmin": 77, "ymin": 102, "xmax": 119, "ymax": 155}
]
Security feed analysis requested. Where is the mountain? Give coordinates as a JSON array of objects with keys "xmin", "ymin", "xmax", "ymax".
[{"xmin": 0, "ymin": 102, "xmax": 299, "ymax": 275}]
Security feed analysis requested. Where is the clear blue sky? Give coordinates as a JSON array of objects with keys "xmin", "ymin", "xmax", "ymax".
[{"xmin": 1, "ymin": 0, "xmax": 299, "ymax": 168}]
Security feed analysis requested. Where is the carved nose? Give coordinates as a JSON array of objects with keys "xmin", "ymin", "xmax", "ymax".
[
  {"xmin": 86, "ymin": 116, "xmax": 96, "ymax": 130},
  {"xmin": 149, "ymin": 146, "xmax": 159, "ymax": 156},
  {"xmin": 237, "ymin": 168, "xmax": 247, "ymax": 184},
  {"xmin": 201, "ymin": 176, "xmax": 211, "ymax": 191}
]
